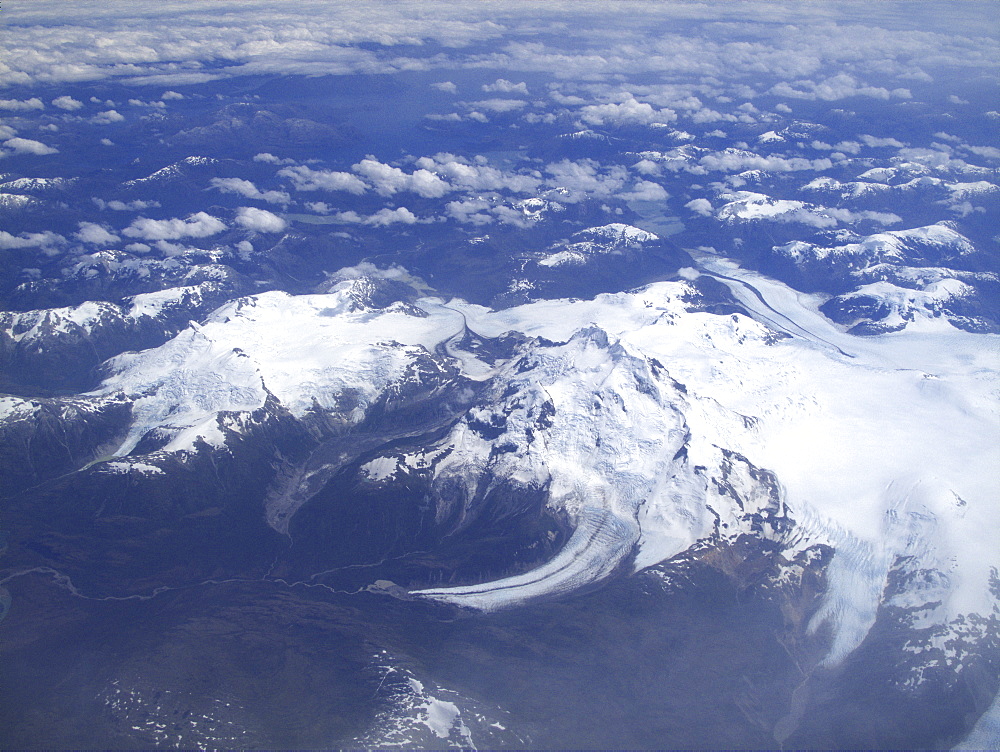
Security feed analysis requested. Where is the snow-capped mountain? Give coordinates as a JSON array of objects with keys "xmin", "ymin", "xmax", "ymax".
[
  {"xmin": 2, "ymin": 273, "xmax": 252, "ymax": 391},
  {"xmin": 773, "ymin": 224, "xmax": 999, "ymax": 333},
  {"xmin": 4, "ymin": 264, "xmax": 995, "ymax": 695},
  {"xmin": 2, "ymin": 3, "xmax": 999, "ymax": 748}
]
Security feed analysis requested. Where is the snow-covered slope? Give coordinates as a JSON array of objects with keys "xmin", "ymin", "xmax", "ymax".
[
  {"xmin": 774, "ymin": 224, "xmax": 998, "ymax": 333},
  {"xmin": 95, "ymin": 275, "xmax": 477, "ymax": 456},
  {"xmin": 414, "ymin": 263, "xmax": 1000, "ymax": 669},
  {"xmin": 6, "ymin": 261, "xmax": 996, "ymax": 676},
  {"xmin": 537, "ymin": 223, "xmax": 659, "ymax": 267}
]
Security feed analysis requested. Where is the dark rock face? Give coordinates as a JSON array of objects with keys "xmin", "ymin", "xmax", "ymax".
[
  {"xmin": 1, "ymin": 275, "xmax": 254, "ymax": 393},
  {"xmin": 0, "ymin": 395, "xmax": 133, "ymax": 496}
]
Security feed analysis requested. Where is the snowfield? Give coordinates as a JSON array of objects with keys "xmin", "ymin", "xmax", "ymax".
[{"xmin": 74, "ymin": 255, "xmax": 1000, "ymax": 668}]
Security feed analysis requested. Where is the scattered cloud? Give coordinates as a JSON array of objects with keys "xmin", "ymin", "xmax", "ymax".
[
  {"xmin": 464, "ymin": 98, "xmax": 528, "ymax": 113},
  {"xmin": 74, "ymin": 222, "xmax": 121, "ymax": 245},
  {"xmin": 2, "ymin": 137, "xmax": 58, "ymax": 156},
  {"xmin": 210, "ymin": 177, "xmax": 290, "ymax": 205},
  {"xmin": 699, "ymin": 150, "xmax": 832, "ymax": 173},
  {"xmin": 364, "ymin": 207, "xmax": 419, "ymax": 226},
  {"xmin": 431, "ymin": 81, "xmax": 458, "ymax": 93},
  {"xmin": 579, "ymin": 96, "xmax": 676, "ymax": 127},
  {"xmin": 52, "ymin": 95, "xmax": 84, "ymax": 110},
  {"xmin": 94, "ymin": 198, "xmax": 161, "ymax": 210},
  {"xmin": 859, "ymin": 134, "xmax": 906, "ymax": 148},
  {"xmin": 483, "ymin": 78, "xmax": 528, "ymax": 95},
  {"xmin": 327, "ymin": 207, "xmax": 423, "ymax": 226},
  {"xmin": 278, "ymin": 164, "xmax": 368, "ymax": 193},
  {"xmin": 0, "ymin": 98, "xmax": 44, "ymax": 111},
  {"xmin": 91, "ymin": 109, "xmax": 125, "ymax": 124},
  {"xmin": 254, "ymin": 152, "xmax": 296, "ymax": 165},
  {"xmin": 234, "ymin": 206, "xmax": 287, "ymax": 232},
  {"xmin": 352, "ymin": 158, "xmax": 451, "ymax": 198},
  {"xmin": 621, "ymin": 180, "xmax": 668, "ymax": 201},
  {"xmin": 685, "ymin": 198, "xmax": 714, "ymax": 216},
  {"xmin": 0, "ymin": 229, "xmax": 65, "ymax": 249},
  {"xmin": 413, "ymin": 153, "xmax": 542, "ymax": 194},
  {"xmin": 770, "ymin": 74, "xmax": 910, "ymax": 102},
  {"xmin": 965, "ymin": 145, "xmax": 1000, "ymax": 161},
  {"xmin": 122, "ymin": 211, "xmax": 226, "ymax": 241}
]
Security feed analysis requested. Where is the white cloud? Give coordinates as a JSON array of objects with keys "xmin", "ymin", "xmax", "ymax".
[
  {"xmin": 775, "ymin": 103, "xmax": 792, "ymax": 113},
  {"xmin": 413, "ymin": 154, "xmax": 542, "ymax": 194},
  {"xmin": 364, "ymin": 207, "xmax": 419, "ymax": 226},
  {"xmin": 0, "ymin": 98, "xmax": 44, "ymax": 111},
  {"xmin": 352, "ymin": 158, "xmax": 451, "ymax": 198},
  {"xmin": 94, "ymin": 198, "xmax": 161, "ymax": 210},
  {"xmin": 123, "ymin": 211, "xmax": 226, "ymax": 241},
  {"xmin": 633, "ymin": 159, "xmax": 663, "ymax": 176},
  {"xmin": 234, "ymin": 206, "xmax": 287, "ymax": 233},
  {"xmin": 580, "ymin": 96, "xmax": 676, "ymax": 127},
  {"xmin": 859, "ymin": 134, "xmax": 905, "ymax": 148},
  {"xmin": 91, "ymin": 109, "xmax": 125, "ymax": 124},
  {"xmin": 100, "ymin": 138, "xmax": 114, "ymax": 146},
  {"xmin": 331, "ymin": 210, "xmax": 363, "ymax": 223},
  {"xmin": 0, "ymin": 1, "xmax": 995, "ymax": 112},
  {"xmin": 425, "ymin": 112, "xmax": 462, "ymax": 122},
  {"xmin": 685, "ymin": 198, "xmax": 714, "ymax": 216},
  {"xmin": 699, "ymin": 149, "xmax": 832, "ymax": 173},
  {"xmin": 74, "ymin": 222, "xmax": 120, "ymax": 245},
  {"xmin": 948, "ymin": 94, "xmax": 969, "ymax": 105},
  {"xmin": 770, "ymin": 74, "xmax": 908, "ymax": 102},
  {"xmin": 545, "ymin": 159, "xmax": 628, "ymax": 201},
  {"xmin": 154, "ymin": 240, "xmax": 193, "ymax": 256},
  {"xmin": 160, "ymin": 90, "xmax": 184, "ymax": 100},
  {"xmin": 464, "ymin": 98, "xmax": 528, "ymax": 113},
  {"xmin": 814, "ymin": 140, "xmax": 861, "ymax": 155},
  {"xmin": 128, "ymin": 98, "xmax": 166, "ymax": 109},
  {"xmin": 278, "ymin": 164, "xmax": 368, "ymax": 193},
  {"xmin": 445, "ymin": 198, "xmax": 494, "ymax": 225},
  {"xmin": 254, "ymin": 152, "xmax": 295, "ymax": 165},
  {"xmin": 0, "ymin": 229, "xmax": 65, "ymax": 249},
  {"xmin": 52, "ymin": 95, "xmax": 83, "ymax": 110},
  {"xmin": 932, "ymin": 131, "xmax": 962, "ymax": 143},
  {"xmin": 432, "ymin": 81, "xmax": 458, "ymax": 93},
  {"xmin": 622, "ymin": 180, "xmax": 668, "ymax": 201},
  {"xmin": 0, "ymin": 125, "xmax": 16, "ymax": 139},
  {"xmin": 965, "ymin": 145, "xmax": 1000, "ymax": 161},
  {"xmin": 211, "ymin": 177, "xmax": 290, "ymax": 205},
  {"xmin": 483, "ymin": 78, "xmax": 528, "ymax": 95},
  {"xmin": 2, "ymin": 137, "xmax": 58, "ymax": 155}
]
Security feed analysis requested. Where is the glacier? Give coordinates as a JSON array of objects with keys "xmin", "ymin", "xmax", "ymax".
[{"xmin": 24, "ymin": 251, "xmax": 998, "ymax": 670}]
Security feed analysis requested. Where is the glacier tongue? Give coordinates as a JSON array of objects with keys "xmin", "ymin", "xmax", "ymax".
[
  {"xmin": 416, "ymin": 506, "xmax": 639, "ymax": 610},
  {"xmin": 412, "ymin": 325, "xmax": 726, "ymax": 610}
]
